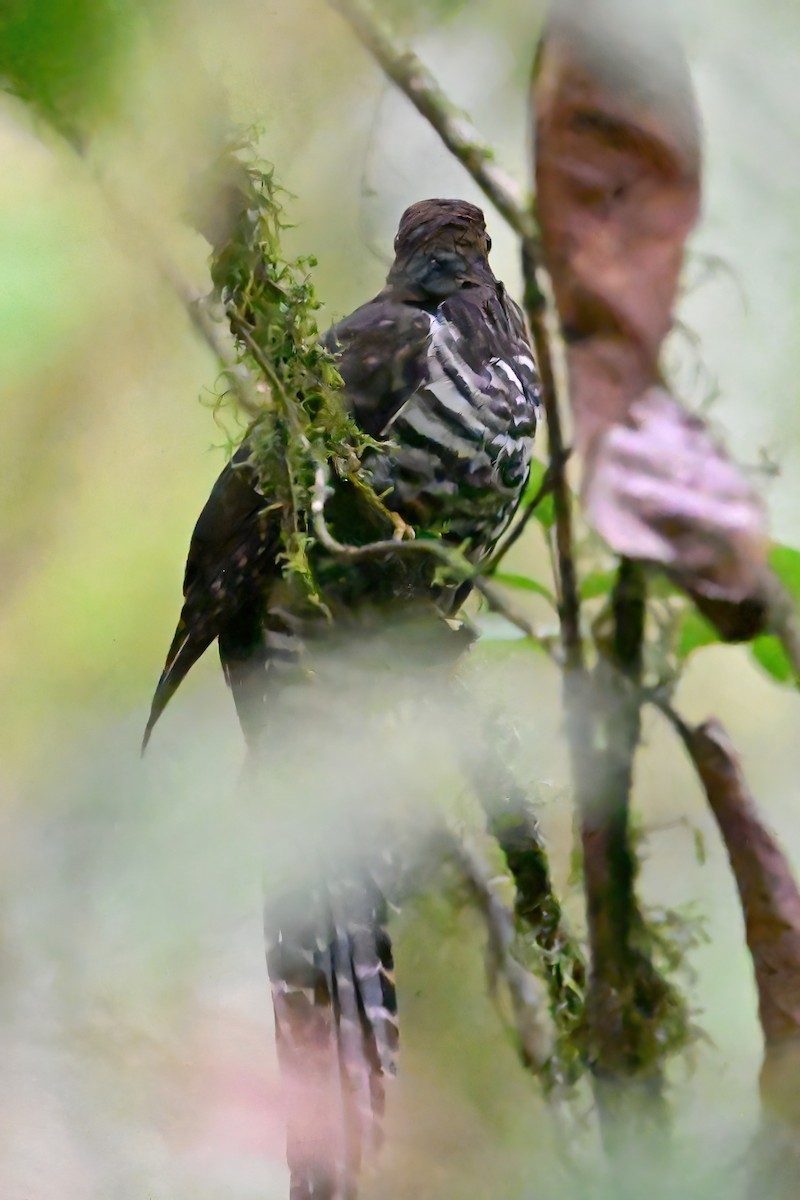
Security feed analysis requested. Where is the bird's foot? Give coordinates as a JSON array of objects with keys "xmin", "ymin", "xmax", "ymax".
[{"xmin": 390, "ymin": 513, "xmax": 416, "ymax": 542}]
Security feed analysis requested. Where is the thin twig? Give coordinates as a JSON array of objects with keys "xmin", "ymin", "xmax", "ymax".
[
  {"xmin": 88, "ymin": 158, "xmax": 265, "ymax": 420},
  {"xmin": 327, "ymin": 0, "xmax": 534, "ymax": 238},
  {"xmin": 165, "ymin": 282, "xmax": 264, "ymax": 417},
  {"xmin": 473, "ymin": 578, "xmax": 559, "ymax": 661},
  {"xmin": 227, "ymin": 309, "xmax": 309, "ymax": 438},
  {"xmin": 312, "ymin": 465, "xmax": 459, "ymax": 566},
  {"xmin": 449, "ymin": 835, "xmax": 554, "ymax": 1073},
  {"xmin": 456, "ymin": 699, "xmax": 586, "ymax": 1034},
  {"xmin": 484, "ymin": 448, "xmax": 570, "ymax": 574},
  {"xmin": 152, "ymin": 264, "xmax": 265, "ymax": 419},
  {"xmin": 311, "ymin": 465, "xmax": 558, "ymax": 656},
  {"xmin": 521, "ymin": 243, "xmax": 582, "ymax": 673}
]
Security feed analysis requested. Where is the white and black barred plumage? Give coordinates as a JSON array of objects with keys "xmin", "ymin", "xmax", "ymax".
[
  {"xmin": 323, "ymin": 205, "xmax": 540, "ymax": 565},
  {"xmin": 144, "ymin": 199, "xmax": 540, "ymax": 1199}
]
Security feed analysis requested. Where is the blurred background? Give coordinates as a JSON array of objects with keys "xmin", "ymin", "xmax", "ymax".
[{"xmin": 1, "ymin": 0, "xmax": 799, "ymax": 1196}]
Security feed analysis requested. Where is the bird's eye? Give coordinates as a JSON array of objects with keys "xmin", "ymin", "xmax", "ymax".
[{"xmin": 486, "ymin": 236, "xmax": 492, "ymax": 252}]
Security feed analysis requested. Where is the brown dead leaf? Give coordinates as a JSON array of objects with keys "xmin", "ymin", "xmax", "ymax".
[
  {"xmin": 533, "ymin": 0, "xmax": 769, "ymax": 638},
  {"xmin": 684, "ymin": 718, "xmax": 800, "ymax": 1122}
]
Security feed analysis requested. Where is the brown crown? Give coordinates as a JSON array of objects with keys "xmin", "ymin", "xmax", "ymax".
[{"xmin": 393, "ymin": 198, "xmax": 488, "ymax": 254}]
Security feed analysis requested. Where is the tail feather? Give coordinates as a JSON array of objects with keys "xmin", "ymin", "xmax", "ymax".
[
  {"xmin": 141, "ymin": 606, "xmax": 215, "ymax": 752},
  {"xmin": 267, "ymin": 880, "xmax": 398, "ymax": 1200}
]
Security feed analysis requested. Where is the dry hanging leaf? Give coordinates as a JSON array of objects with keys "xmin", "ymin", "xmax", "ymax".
[
  {"xmin": 684, "ymin": 719, "xmax": 800, "ymax": 1123},
  {"xmin": 533, "ymin": 0, "xmax": 769, "ymax": 639}
]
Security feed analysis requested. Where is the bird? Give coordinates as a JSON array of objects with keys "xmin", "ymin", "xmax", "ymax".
[{"xmin": 144, "ymin": 198, "xmax": 541, "ymax": 1198}]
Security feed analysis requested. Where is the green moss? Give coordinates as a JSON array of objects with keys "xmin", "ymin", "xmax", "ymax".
[{"xmin": 206, "ymin": 136, "xmax": 382, "ymax": 603}]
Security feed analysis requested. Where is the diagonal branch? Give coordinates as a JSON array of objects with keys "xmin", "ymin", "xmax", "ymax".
[
  {"xmin": 520, "ymin": 246, "xmax": 581, "ymax": 672},
  {"xmin": 448, "ymin": 834, "xmax": 554, "ymax": 1074},
  {"xmin": 164, "ymin": 275, "xmax": 264, "ymax": 418},
  {"xmin": 658, "ymin": 704, "xmax": 800, "ymax": 1193},
  {"xmin": 328, "ymin": 0, "xmax": 534, "ymax": 238}
]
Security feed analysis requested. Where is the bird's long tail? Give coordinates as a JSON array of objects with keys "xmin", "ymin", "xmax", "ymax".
[{"xmin": 266, "ymin": 876, "xmax": 398, "ymax": 1200}]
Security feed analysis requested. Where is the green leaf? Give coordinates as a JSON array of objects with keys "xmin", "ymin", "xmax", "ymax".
[
  {"xmin": 492, "ymin": 572, "xmax": 556, "ymax": 606},
  {"xmin": 676, "ymin": 610, "xmax": 720, "ymax": 660},
  {"xmin": 750, "ymin": 635, "xmax": 793, "ymax": 685},
  {"xmin": 522, "ymin": 460, "xmax": 555, "ymax": 529},
  {"xmin": 534, "ymin": 493, "xmax": 556, "ymax": 530},
  {"xmin": 648, "ymin": 574, "xmax": 683, "ymax": 600},
  {"xmin": 476, "ymin": 614, "xmax": 549, "ymax": 649},
  {"xmin": 0, "ymin": 0, "xmax": 146, "ymax": 135},
  {"xmin": 769, "ymin": 543, "xmax": 800, "ymax": 601},
  {"xmin": 523, "ymin": 458, "xmax": 546, "ymax": 497},
  {"xmin": 580, "ymin": 569, "xmax": 616, "ymax": 601}
]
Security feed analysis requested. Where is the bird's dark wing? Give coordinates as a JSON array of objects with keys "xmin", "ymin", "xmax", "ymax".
[
  {"xmin": 143, "ymin": 299, "xmax": 430, "ymax": 750},
  {"xmin": 323, "ymin": 295, "xmax": 433, "ymax": 437},
  {"xmin": 144, "ymin": 284, "xmax": 530, "ymax": 748},
  {"xmin": 142, "ymin": 445, "xmax": 281, "ymax": 750}
]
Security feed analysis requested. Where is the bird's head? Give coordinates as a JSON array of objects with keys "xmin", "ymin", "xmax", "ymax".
[{"xmin": 386, "ymin": 198, "xmax": 495, "ymax": 301}]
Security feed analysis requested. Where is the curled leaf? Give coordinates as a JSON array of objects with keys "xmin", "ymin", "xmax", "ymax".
[
  {"xmin": 586, "ymin": 387, "xmax": 769, "ymax": 638},
  {"xmin": 533, "ymin": 0, "xmax": 769, "ymax": 640},
  {"xmin": 684, "ymin": 720, "xmax": 800, "ymax": 1055}
]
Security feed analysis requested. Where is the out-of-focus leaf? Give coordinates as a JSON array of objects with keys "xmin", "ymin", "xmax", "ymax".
[
  {"xmin": 374, "ymin": 0, "xmax": 469, "ymax": 31},
  {"xmin": 491, "ymin": 572, "xmax": 555, "ymax": 606},
  {"xmin": 750, "ymin": 636, "xmax": 793, "ymax": 685},
  {"xmin": 769, "ymin": 544, "xmax": 800, "ymax": 601},
  {"xmin": 522, "ymin": 459, "xmax": 555, "ymax": 529},
  {"xmin": 533, "ymin": 493, "xmax": 555, "ymax": 530},
  {"xmin": 0, "ymin": 0, "xmax": 148, "ymax": 137},
  {"xmin": 685, "ymin": 720, "xmax": 800, "ymax": 1127},
  {"xmin": 587, "ymin": 387, "xmax": 769, "ymax": 640},
  {"xmin": 580, "ymin": 569, "xmax": 616, "ymax": 601},
  {"xmin": 649, "ymin": 574, "xmax": 683, "ymax": 600},
  {"xmin": 532, "ymin": 0, "xmax": 769, "ymax": 642},
  {"xmin": 476, "ymin": 615, "xmax": 550, "ymax": 650},
  {"xmin": 676, "ymin": 609, "xmax": 719, "ymax": 661}
]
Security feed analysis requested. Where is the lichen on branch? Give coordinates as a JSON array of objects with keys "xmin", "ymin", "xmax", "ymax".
[{"xmin": 202, "ymin": 137, "xmax": 379, "ymax": 596}]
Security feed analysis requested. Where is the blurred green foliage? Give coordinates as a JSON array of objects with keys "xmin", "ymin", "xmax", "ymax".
[
  {"xmin": 373, "ymin": 0, "xmax": 470, "ymax": 33},
  {"xmin": 0, "ymin": 0, "xmax": 155, "ymax": 138}
]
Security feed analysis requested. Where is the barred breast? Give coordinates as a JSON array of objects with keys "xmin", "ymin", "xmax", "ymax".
[{"xmin": 365, "ymin": 312, "xmax": 539, "ymax": 560}]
